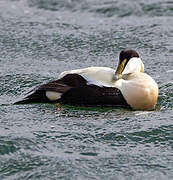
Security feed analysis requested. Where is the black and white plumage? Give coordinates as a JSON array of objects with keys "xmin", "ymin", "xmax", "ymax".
[
  {"xmin": 16, "ymin": 74, "xmax": 130, "ymax": 108},
  {"xmin": 15, "ymin": 49, "xmax": 159, "ymax": 110}
]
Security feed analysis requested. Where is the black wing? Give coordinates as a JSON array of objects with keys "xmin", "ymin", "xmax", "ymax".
[
  {"xmin": 15, "ymin": 73, "xmax": 130, "ymax": 108},
  {"xmin": 14, "ymin": 74, "xmax": 87, "ymax": 104},
  {"xmin": 59, "ymin": 85, "xmax": 130, "ymax": 108}
]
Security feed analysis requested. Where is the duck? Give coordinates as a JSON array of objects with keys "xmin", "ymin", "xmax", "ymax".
[{"xmin": 15, "ymin": 49, "xmax": 158, "ymax": 110}]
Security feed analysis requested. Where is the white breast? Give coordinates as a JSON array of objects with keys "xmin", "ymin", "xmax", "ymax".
[{"xmin": 118, "ymin": 72, "xmax": 158, "ymax": 110}]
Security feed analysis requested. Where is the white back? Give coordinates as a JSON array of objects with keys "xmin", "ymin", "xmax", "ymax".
[{"xmin": 59, "ymin": 67, "xmax": 116, "ymax": 87}]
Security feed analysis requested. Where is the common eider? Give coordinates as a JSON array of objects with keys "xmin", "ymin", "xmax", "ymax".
[{"xmin": 15, "ymin": 49, "xmax": 158, "ymax": 110}]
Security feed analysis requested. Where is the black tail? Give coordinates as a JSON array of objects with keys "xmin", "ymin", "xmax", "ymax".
[
  {"xmin": 14, "ymin": 74, "xmax": 83, "ymax": 105},
  {"xmin": 14, "ymin": 90, "xmax": 51, "ymax": 104},
  {"xmin": 14, "ymin": 76, "xmax": 74, "ymax": 104}
]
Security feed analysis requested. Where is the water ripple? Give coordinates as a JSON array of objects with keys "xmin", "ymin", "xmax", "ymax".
[
  {"xmin": 28, "ymin": 0, "xmax": 173, "ymax": 17},
  {"xmin": 0, "ymin": 0, "xmax": 173, "ymax": 179}
]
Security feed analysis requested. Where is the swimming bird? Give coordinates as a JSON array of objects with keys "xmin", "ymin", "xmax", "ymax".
[{"xmin": 15, "ymin": 49, "xmax": 158, "ymax": 110}]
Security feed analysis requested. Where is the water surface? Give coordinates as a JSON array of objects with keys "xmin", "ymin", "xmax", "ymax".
[{"xmin": 0, "ymin": 0, "xmax": 173, "ymax": 179}]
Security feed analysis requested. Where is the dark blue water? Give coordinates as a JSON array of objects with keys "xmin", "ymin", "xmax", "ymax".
[{"xmin": 0, "ymin": 0, "xmax": 173, "ymax": 179}]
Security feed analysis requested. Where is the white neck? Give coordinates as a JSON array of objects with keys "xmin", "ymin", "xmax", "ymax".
[{"xmin": 122, "ymin": 57, "xmax": 144, "ymax": 75}]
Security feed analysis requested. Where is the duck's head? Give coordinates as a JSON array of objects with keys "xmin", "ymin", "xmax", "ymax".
[{"xmin": 114, "ymin": 49, "xmax": 144, "ymax": 80}]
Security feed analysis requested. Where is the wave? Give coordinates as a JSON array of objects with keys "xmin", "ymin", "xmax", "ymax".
[{"xmin": 28, "ymin": 0, "xmax": 173, "ymax": 17}]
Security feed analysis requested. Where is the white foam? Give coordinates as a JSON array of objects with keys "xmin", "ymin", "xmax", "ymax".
[{"xmin": 167, "ymin": 70, "xmax": 173, "ymax": 73}]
